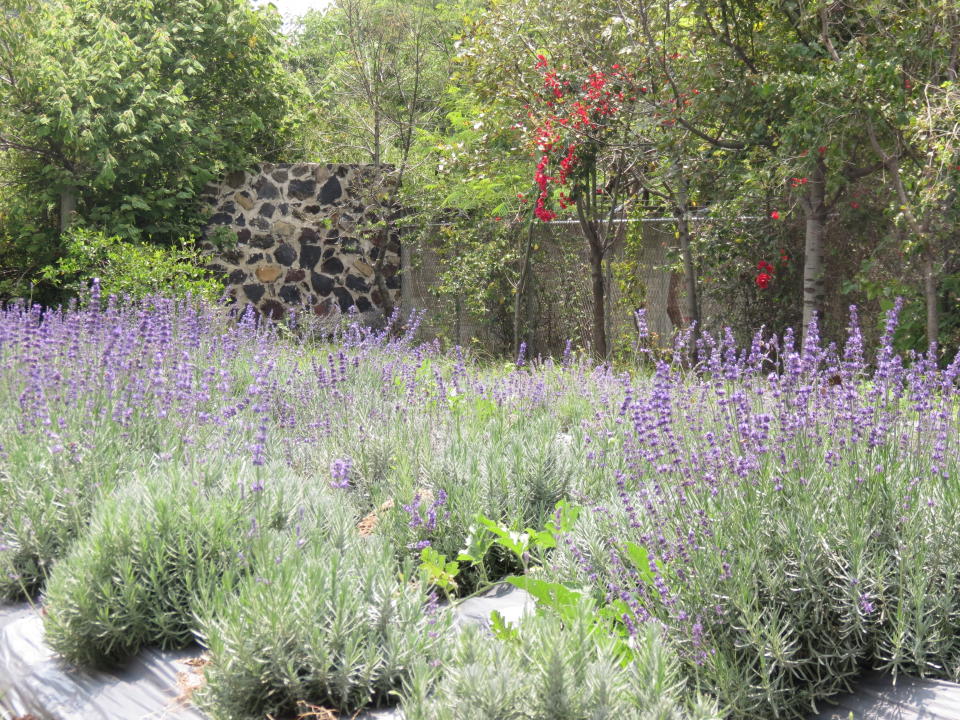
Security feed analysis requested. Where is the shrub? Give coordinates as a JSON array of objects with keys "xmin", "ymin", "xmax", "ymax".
[
  {"xmin": 42, "ymin": 466, "xmax": 292, "ymax": 668},
  {"xmin": 545, "ymin": 312, "xmax": 960, "ymax": 718},
  {"xmin": 197, "ymin": 532, "xmax": 452, "ymax": 719},
  {"xmin": 0, "ymin": 290, "xmax": 285, "ymax": 599},
  {"xmin": 401, "ymin": 602, "xmax": 721, "ymax": 720},
  {"xmin": 309, "ymin": 358, "xmax": 620, "ymax": 595},
  {"xmin": 40, "ymin": 227, "xmax": 222, "ymax": 303},
  {"xmin": 0, "ymin": 430, "xmax": 131, "ymax": 600}
]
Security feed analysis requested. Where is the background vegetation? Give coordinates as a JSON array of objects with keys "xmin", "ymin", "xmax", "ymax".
[{"xmin": 0, "ymin": 0, "xmax": 957, "ymax": 355}]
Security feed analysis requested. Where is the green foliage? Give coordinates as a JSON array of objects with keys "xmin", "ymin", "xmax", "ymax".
[
  {"xmin": 0, "ymin": 0, "xmax": 305, "ymax": 297},
  {"xmin": 0, "ymin": 435, "xmax": 127, "ymax": 601},
  {"xmin": 40, "ymin": 228, "xmax": 222, "ymax": 302},
  {"xmin": 456, "ymin": 501, "xmax": 581, "ymax": 575},
  {"xmin": 402, "ymin": 604, "xmax": 720, "ymax": 720},
  {"xmin": 852, "ymin": 268, "xmax": 960, "ymax": 355},
  {"xmin": 42, "ymin": 467, "xmax": 271, "ymax": 668},
  {"xmin": 197, "ymin": 532, "xmax": 453, "ymax": 718},
  {"xmin": 290, "ymin": 0, "xmax": 471, "ymax": 166},
  {"xmin": 419, "ymin": 546, "xmax": 461, "ymax": 595},
  {"xmin": 372, "ymin": 411, "xmax": 587, "ymax": 594},
  {"xmin": 8, "ymin": 292, "xmax": 960, "ymax": 719},
  {"xmin": 548, "ymin": 377, "xmax": 960, "ymax": 718}
]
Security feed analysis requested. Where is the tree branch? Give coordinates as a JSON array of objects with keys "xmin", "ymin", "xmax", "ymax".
[{"xmin": 818, "ymin": 6, "xmax": 841, "ymax": 62}]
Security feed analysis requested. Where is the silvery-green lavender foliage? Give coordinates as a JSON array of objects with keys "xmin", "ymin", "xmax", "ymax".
[
  {"xmin": 42, "ymin": 466, "xmax": 278, "ymax": 668},
  {"xmin": 42, "ymin": 463, "xmax": 363, "ymax": 669},
  {"xmin": 0, "ymin": 291, "xmax": 276, "ymax": 599},
  {"xmin": 0, "ymin": 286, "xmax": 617, "ymax": 600},
  {"xmin": 197, "ymin": 531, "xmax": 453, "ymax": 719},
  {"xmin": 0, "ymin": 437, "xmax": 124, "ymax": 600},
  {"xmin": 5, "ymin": 286, "xmax": 960, "ymax": 720},
  {"xmin": 284, "ymin": 343, "xmax": 618, "ymax": 594},
  {"xmin": 402, "ymin": 603, "xmax": 720, "ymax": 720},
  {"xmin": 547, "ymin": 306, "xmax": 960, "ymax": 718}
]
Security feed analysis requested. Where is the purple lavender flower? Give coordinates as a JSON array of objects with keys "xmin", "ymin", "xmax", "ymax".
[
  {"xmin": 516, "ymin": 341, "xmax": 527, "ymax": 368},
  {"xmin": 329, "ymin": 457, "xmax": 353, "ymax": 489}
]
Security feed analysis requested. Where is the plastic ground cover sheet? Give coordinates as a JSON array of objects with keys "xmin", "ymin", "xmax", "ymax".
[{"xmin": 0, "ymin": 584, "xmax": 535, "ymax": 720}]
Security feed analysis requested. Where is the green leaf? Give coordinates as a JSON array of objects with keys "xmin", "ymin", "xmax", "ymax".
[
  {"xmin": 505, "ymin": 575, "xmax": 581, "ymax": 618},
  {"xmin": 489, "ymin": 609, "xmax": 519, "ymax": 642},
  {"xmin": 457, "ymin": 523, "xmax": 494, "ymax": 566},
  {"xmin": 623, "ymin": 541, "xmax": 658, "ymax": 586}
]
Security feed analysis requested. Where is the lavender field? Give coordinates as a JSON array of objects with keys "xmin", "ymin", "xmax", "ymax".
[{"xmin": 1, "ymin": 286, "xmax": 959, "ymax": 720}]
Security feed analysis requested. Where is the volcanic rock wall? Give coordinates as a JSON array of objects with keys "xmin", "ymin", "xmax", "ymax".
[{"xmin": 200, "ymin": 163, "xmax": 400, "ymax": 321}]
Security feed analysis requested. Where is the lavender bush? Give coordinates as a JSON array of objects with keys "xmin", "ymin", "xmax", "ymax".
[
  {"xmin": 545, "ymin": 306, "xmax": 960, "ymax": 717},
  {"xmin": 197, "ymin": 531, "xmax": 453, "ymax": 718},
  {"xmin": 42, "ymin": 465, "xmax": 272, "ymax": 667},
  {"xmin": 1, "ymin": 286, "xmax": 959, "ymax": 719},
  {"xmin": 402, "ymin": 603, "xmax": 720, "ymax": 720}
]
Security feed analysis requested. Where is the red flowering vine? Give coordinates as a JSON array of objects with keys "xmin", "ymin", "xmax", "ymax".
[{"xmin": 755, "ymin": 260, "xmax": 774, "ymax": 289}]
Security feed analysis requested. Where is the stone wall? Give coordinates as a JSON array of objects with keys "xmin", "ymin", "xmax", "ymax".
[{"xmin": 200, "ymin": 163, "xmax": 400, "ymax": 321}]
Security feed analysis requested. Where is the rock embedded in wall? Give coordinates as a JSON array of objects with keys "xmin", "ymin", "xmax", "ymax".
[{"xmin": 200, "ymin": 163, "xmax": 401, "ymax": 323}]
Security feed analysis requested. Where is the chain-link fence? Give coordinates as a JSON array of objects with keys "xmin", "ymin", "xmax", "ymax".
[{"xmin": 402, "ymin": 220, "xmax": 690, "ymax": 358}]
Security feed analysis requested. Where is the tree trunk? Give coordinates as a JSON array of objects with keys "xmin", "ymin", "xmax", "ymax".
[
  {"xmin": 604, "ymin": 253, "xmax": 613, "ymax": 358},
  {"xmin": 60, "ymin": 189, "xmax": 76, "ymax": 233},
  {"xmin": 801, "ymin": 159, "xmax": 827, "ymax": 344},
  {"xmin": 676, "ymin": 179, "xmax": 700, "ymax": 363},
  {"xmin": 589, "ymin": 237, "xmax": 608, "ymax": 360},
  {"xmin": 666, "ymin": 270, "xmax": 683, "ymax": 329},
  {"xmin": 923, "ymin": 247, "xmax": 939, "ymax": 349},
  {"xmin": 372, "ymin": 108, "xmax": 381, "ymax": 167},
  {"xmin": 513, "ymin": 220, "xmax": 535, "ymax": 357}
]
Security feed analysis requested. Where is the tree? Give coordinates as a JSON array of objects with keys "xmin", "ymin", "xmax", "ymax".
[
  {"xmin": 522, "ymin": 58, "xmax": 649, "ymax": 359},
  {"xmin": 0, "ymin": 0, "xmax": 302, "ymax": 299},
  {"xmin": 291, "ymin": 0, "xmax": 467, "ymax": 321},
  {"xmin": 462, "ymin": 0, "xmax": 660, "ymax": 359},
  {"xmin": 612, "ymin": 0, "xmax": 889, "ymax": 345},
  {"xmin": 616, "ymin": 0, "xmax": 960, "ymax": 352},
  {"xmin": 857, "ymin": 2, "xmax": 960, "ymax": 351}
]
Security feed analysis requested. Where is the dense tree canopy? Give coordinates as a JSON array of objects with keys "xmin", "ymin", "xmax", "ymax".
[
  {"xmin": 0, "ymin": 0, "xmax": 956, "ymax": 355},
  {"xmin": 0, "ymin": 0, "xmax": 303, "ymax": 298}
]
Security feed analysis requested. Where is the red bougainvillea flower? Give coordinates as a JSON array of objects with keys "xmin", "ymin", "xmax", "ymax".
[
  {"xmin": 757, "ymin": 260, "xmax": 773, "ymax": 272},
  {"xmin": 535, "ymin": 54, "xmax": 548, "ymax": 69},
  {"xmin": 543, "ymin": 71, "xmax": 564, "ymax": 99},
  {"xmin": 755, "ymin": 272, "xmax": 773, "ymax": 289},
  {"xmin": 770, "ymin": 210, "xmax": 780, "ymax": 220}
]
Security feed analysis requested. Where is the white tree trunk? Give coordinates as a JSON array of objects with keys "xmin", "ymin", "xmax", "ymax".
[
  {"xmin": 801, "ymin": 160, "xmax": 827, "ymax": 343},
  {"xmin": 60, "ymin": 189, "xmax": 76, "ymax": 233}
]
